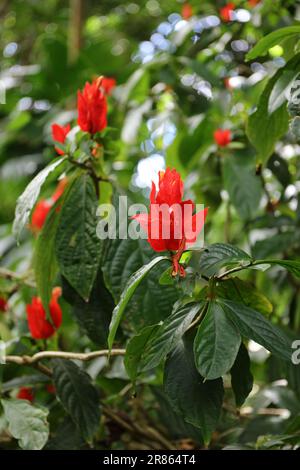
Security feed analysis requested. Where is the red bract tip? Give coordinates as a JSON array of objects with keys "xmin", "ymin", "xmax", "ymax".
[
  {"xmin": 214, "ymin": 128, "xmax": 232, "ymax": 147},
  {"xmin": 77, "ymin": 79, "xmax": 107, "ymax": 135},
  {"xmin": 51, "ymin": 123, "xmax": 71, "ymax": 155}
]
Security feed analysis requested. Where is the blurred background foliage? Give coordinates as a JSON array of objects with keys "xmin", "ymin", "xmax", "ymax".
[{"xmin": 1, "ymin": 0, "xmax": 300, "ymax": 450}]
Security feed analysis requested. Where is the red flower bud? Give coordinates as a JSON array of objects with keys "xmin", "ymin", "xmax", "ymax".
[
  {"xmin": 17, "ymin": 387, "xmax": 34, "ymax": 403},
  {"xmin": 30, "ymin": 199, "xmax": 53, "ymax": 231},
  {"xmin": 214, "ymin": 128, "xmax": 231, "ymax": 147},
  {"xmin": 0, "ymin": 297, "xmax": 8, "ymax": 312},
  {"xmin": 77, "ymin": 78, "xmax": 107, "ymax": 134},
  {"xmin": 220, "ymin": 3, "xmax": 235, "ymax": 22},
  {"xmin": 182, "ymin": 3, "xmax": 193, "ymax": 20},
  {"xmin": 26, "ymin": 287, "xmax": 62, "ymax": 340},
  {"xmin": 51, "ymin": 123, "xmax": 71, "ymax": 155}
]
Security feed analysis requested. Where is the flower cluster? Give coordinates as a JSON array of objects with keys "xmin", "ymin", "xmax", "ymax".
[{"xmin": 133, "ymin": 168, "xmax": 208, "ymax": 277}]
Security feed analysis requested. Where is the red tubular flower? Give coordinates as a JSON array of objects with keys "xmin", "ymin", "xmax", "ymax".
[
  {"xmin": 77, "ymin": 78, "xmax": 107, "ymax": 134},
  {"xmin": 220, "ymin": 3, "xmax": 235, "ymax": 22},
  {"xmin": 26, "ymin": 287, "xmax": 62, "ymax": 340},
  {"xmin": 101, "ymin": 77, "xmax": 116, "ymax": 95},
  {"xmin": 17, "ymin": 387, "xmax": 34, "ymax": 402},
  {"xmin": 214, "ymin": 129, "xmax": 231, "ymax": 147},
  {"xmin": 51, "ymin": 123, "xmax": 71, "ymax": 155},
  {"xmin": 30, "ymin": 199, "xmax": 53, "ymax": 231},
  {"xmin": 133, "ymin": 168, "xmax": 208, "ymax": 277},
  {"xmin": 0, "ymin": 297, "xmax": 8, "ymax": 312},
  {"xmin": 182, "ymin": 3, "xmax": 193, "ymax": 20}
]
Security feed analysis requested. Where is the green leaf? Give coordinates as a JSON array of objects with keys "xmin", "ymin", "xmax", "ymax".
[
  {"xmin": 124, "ymin": 324, "xmax": 160, "ymax": 382},
  {"xmin": 223, "ymin": 155, "xmax": 263, "ymax": 220},
  {"xmin": 13, "ymin": 157, "xmax": 65, "ymax": 241},
  {"xmin": 231, "ymin": 343, "xmax": 253, "ymax": 407},
  {"xmin": 107, "ymin": 256, "xmax": 168, "ymax": 350},
  {"xmin": 246, "ymin": 73, "xmax": 289, "ymax": 164},
  {"xmin": 102, "ymin": 195, "xmax": 179, "ymax": 329},
  {"xmin": 51, "ymin": 359, "xmax": 100, "ymax": 442},
  {"xmin": 139, "ymin": 302, "xmax": 203, "ymax": 372},
  {"xmin": 246, "ymin": 26, "xmax": 300, "ymax": 61},
  {"xmin": 258, "ymin": 259, "xmax": 300, "ymax": 278},
  {"xmin": 194, "ymin": 301, "xmax": 241, "ymax": 380},
  {"xmin": 33, "ymin": 199, "xmax": 61, "ymax": 313},
  {"xmin": 268, "ymin": 69, "xmax": 297, "ymax": 114},
  {"xmin": 55, "ymin": 174, "xmax": 102, "ymax": 301},
  {"xmin": 219, "ymin": 299, "xmax": 292, "ymax": 362},
  {"xmin": 62, "ymin": 270, "xmax": 114, "ymax": 346},
  {"xmin": 164, "ymin": 336, "xmax": 224, "ymax": 444},
  {"xmin": 199, "ymin": 243, "xmax": 252, "ymax": 277},
  {"xmin": 215, "ymin": 278, "xmax": 273, "ymax": 316},
  {"xmin": 1, "ymin": 399, "xmax": 49, "ymax": 450}
]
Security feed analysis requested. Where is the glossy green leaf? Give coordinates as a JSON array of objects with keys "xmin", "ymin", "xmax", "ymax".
[
  {"xmin": 194, "ymin": 301, "xmax": 241, "ymax": 380},
  {"xmin": 13, "ymin": 157, "xmax": 65, "ymax": 241},
  {"xmin": 108, "ymin": 256, "xmax": 168, "ymax": 350},
  {"xmin": 164, "ymin": 336, "xmax": 224, "ymax": 444},
  {"xmin": 246, "ymin": 26, "xmax": 300, "ymax": 61},
  {"xmin": 220, "ymin": 299, "xmax": 292, "ymax": 361},
  {"xmin": 199, "ymin": 243, "xmax": 252, "ymax": 277}
]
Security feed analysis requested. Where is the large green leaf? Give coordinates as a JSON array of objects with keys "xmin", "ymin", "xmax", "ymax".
[
  {"xmin": 62, "ymin": 270, "xmax": 114, "ymax": 346},
  {"xmin": 231, "ymin": 343, "xmax": 253, "ymax": 407},
  {"xmin": 194, "ymin": 301, "xmax": 241, "ymax": 380},
  {"xmin": 1, "ymin": 399, "xmax": 49, "ymax": 450},
  {"xmin": 220, "ymin": 299, "xmax": 292, "ymax": 362},
  {"xmin": 258, "ymin": 259, "xmax": 300, "ymax": 279},
  {"xmin": 164, "ymin": 336, "xmax": 224, "ymax": 444},
  {"xmin": 51, "ymin": 359, "xmax": 100, "ymax": 442},
  {"xmin": 103, "ymin": 240, "xmax": 179, "ymax": 330},
  {"xmin": 223, "ymin": 155, "xmax": 263, "ymax": 220},
  {"xmin": 124, "ymin": 324, "xmax": 160, "ymax": 382},
  {"xmin": 13, "ymin": 157, "xmax": 65, "ymax": 241},
  {"xmin": 108, "ymin": 256, "xmax": 168, "ymax": 350},
  {"xmin": 55, "ymin": 173, "xmax": 102, "ymax": 301},
  {"xmin": 199, "ymin": 243, "xmax": 252, "ymax": 277},
  {"xmin": 246, "ymin": 26, "xmax": 300, "ymax": 61},
  {"xmin": 246, "ymin": 74, "xmax": 289, "ymax": 164},
  {"xmin": 137, "ymin": 302, "xmax": 203, "ymax": 373}
]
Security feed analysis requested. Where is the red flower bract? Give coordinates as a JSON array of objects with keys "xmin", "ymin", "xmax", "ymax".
[
  {"xmin": 26, "ymin": 287, "xmax": 62, "ymax": 339},
  {"xmin": 51, "ymin": 123, "xmax": 71, "ymax": 155},
  {"xmin": 30, "ymin": 199, "xmax": 53, "ymax": 231},
  {"xmin": 0, "ymin": 297, "xmax": 8, "ymax": 312},
  {"xmin": 17, "ymin": 387, "xmax": 34, "ymax": 402},
  {"xmin": 214, "ymin": 128, "xmax": 231, "ymax": 147},
  {"xmin": 101, "ymin": 77, "xmax": 116, "ymax": 95},
  {"xmin": 133, "ymin": 168, "xmax": 208, "ymax": 276},
  {"xmin": 220, "ymin": 3, "xmax": 235, "ymax": 22},
  {"xmin": 77, "ymin": 78, "xmax": 107, "ymax": 134}
]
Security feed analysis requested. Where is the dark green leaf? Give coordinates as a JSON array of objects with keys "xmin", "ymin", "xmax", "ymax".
[
  {"xmin": 55, "ymin": 173, "xmax": 102, "ymax": 301},
  {"xmin": 164, "ymin": 336, "xmax": 224, "ymax": 444},
  {"xmin": 231, "ymin": 343, "xmax": 253, "ymax": 407},
  {"xmin": 51, "ymin": 359, "xmax": 100, "ymax": 442},
  {"xmin": 194, "ymin": 301, "xmax": 241, "ymax": 380},
  {"xmin": 108, "ymin": 256, "xmax": 168, "ymax": 350},
  {"xmin": 139, "ymin": 301, "xmax": 203, "ymax": 372},
  {"xmin": 220, "ymin": 299, "xmax": 292, "ymax": 362},
  {"xmin": 199, "ymin": 243, "xmax": 252, "ymax": 277}
]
